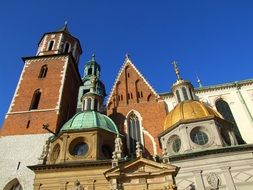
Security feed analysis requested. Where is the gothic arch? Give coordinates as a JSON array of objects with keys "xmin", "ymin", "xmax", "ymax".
[
  {"xmin": 3, "ymin": 178, "xmax": 23, "ymax": 190},
  {"xmin": 215, "ymin": 98, "xmax": 244, "ymax": 144},
  {"xmin": 47, "ymin": 40, "xmax": 55, "ymax": 51},
  {"xmin": 30, "ymin": 89, "xmax": 41, "ymax": 110},
  {"xmin": 38, "ymin": 64, "xmax": 48, "ymax": 78},
  {"xmin": 64, "ymin": 42, "xmax": 71, "ymax": 53},
  {"xmin": 124, "ymin": 110, "xmax": 144, "ymax": 155}
]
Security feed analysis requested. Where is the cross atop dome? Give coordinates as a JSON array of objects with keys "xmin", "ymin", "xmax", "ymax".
[{"xmin": 172, "ymin": 61, "xmax": 182, "ymax": 81}]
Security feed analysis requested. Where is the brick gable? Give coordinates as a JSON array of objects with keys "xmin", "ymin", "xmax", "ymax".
[{"xmin": 107, "ymin": 57, "xmax": 167, "ymax": 156}]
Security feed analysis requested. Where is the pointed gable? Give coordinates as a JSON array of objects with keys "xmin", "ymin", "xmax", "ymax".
[
  {"xmin": 104, "ymin": 157, "xmax": 178, "ymax": 190},
  {"xmin": 107, "ymin": 56, "xmax": 160, "ymax": 108}
]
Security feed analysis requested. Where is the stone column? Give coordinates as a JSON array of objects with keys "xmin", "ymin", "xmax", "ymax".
[
  {"xmin": 60, "ymin": 134, "xmax": 69, "ymax": 162},
  {"xmin": 193, "ymin": 170, "xmax": 205, "ymax": 190},
  {"xmin": 180, "ymin": 126, "xmax": 191, "ymax": 152},
  {"xmin": 221, "ymin": 166, "xmax": 237, "ymax": 190}
]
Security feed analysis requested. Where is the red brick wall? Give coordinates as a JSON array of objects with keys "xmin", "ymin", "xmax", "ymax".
[
  {"xmin": 107, "ymin": 62, "xmax": 167, "ymax": 156},
  {"xmin": 56, "ymin": 57, "xmax": 81, "ymax": 132},
  {"xmin": 0, "ymin": 55, "xmax": 81, "ymax": 136}
]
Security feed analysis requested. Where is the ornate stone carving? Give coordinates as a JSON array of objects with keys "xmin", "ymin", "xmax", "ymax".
[
  {"xmin": 38, "ymin": 139, "xmax": 50, "ymax": 164},
  {"xmin": 164, "ymin": 184, "xmax": 176, "ymax": 190},
  {"xmin": 136, "ymin": 141, "xmax": 142, "ymax": 157},
  {"xmin": 114, "ymin": 136, "xmax": 123, "ymax": 159},
  {"xmin": 207, "ymin": 172, "xmax": 221, "ymax": 189},
  {"xmin": 73, "ymin": 180, "xmax": 84, "ymax": 190}
]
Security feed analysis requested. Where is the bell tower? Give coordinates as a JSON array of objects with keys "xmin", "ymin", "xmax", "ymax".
[{"xmin": 0, "ymin": 23, "xmax": 82, "ymax": 136}]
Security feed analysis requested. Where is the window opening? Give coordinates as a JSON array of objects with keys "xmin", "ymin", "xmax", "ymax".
[
  {"xmin": 127, "ymin": 112, "xmax": 141, "ymax": 154},
  {"xmin": 30, "ymin": 89, "xmax": 41, "ymax": 110},
  {"xmin": 182, "ymin": 87, "xmax": 188, "ymax": 100},
  {"xmin": 64, "ymin": 42, "xmax": 70, "ymax": 53},
  {"xmin": 26, "ymin": 120, "xmax": 30, "ymax": 129},
  {"xmin": 38, "ymin": 65, "xmax": 48, "ymax": 78},
  {"xmin": 176, "ymin": 90, "xmax": 181, "ymax": 102},
  {"xmin": 215, "ymin": 99, "xmax": 244, "ymax": 144},
  {"xmin": 87, "ymin": 98, "xmax": 91, "ymax": 110},
  {"xmin": 48, "ymin": 41, "xmax": 54, "ymax": 51},
  {"xmin": 88, "ymin": 68, "xmax": 92, "ymax": 75}
]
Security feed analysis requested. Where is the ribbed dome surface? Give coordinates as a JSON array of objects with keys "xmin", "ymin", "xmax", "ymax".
[
  {"xmin": 164, "ymin": 100, "xmax": 222, "ymax": 130},
  {"xmin": 61, "ymin": 111, "xmax": 118, "ymax": 134}
]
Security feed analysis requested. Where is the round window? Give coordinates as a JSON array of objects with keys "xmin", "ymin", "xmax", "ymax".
[
  {"xmin": 191, "ymin": 129, "xmax": 209, "ymax": 145},
  {"xmin": 72, "ymin": 142, "xmax": 88, "ymax": 156},
  {"xmin": 172, "ymin": 137, "xmax": 181, "ymax": 153}
]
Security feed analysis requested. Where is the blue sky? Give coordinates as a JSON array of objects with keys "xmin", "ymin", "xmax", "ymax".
[{"xmin": 1, "ymin": 1, "xmax": 253, "ymax": 126}]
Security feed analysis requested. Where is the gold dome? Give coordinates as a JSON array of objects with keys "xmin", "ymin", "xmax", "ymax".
[{"xmin": 164, "ymin": 100, "xmax": 222, "ymax": 130}]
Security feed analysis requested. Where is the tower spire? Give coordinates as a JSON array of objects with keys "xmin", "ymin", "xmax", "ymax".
[
  {"xmin": 172, "ymin": 61, "xmax": 182, "ymax": 81},
  {"xmin": 196, "ymin": 74, "xmax": 203, "ymax": 87}
]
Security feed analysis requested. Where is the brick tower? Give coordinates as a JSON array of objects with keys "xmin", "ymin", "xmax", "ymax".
[
  {"xmin": 1, "ymin": 23, "xmax": 82, "ymax": 136},
  {"xmin": 0, "ymin": 24, "xmax": 82, "ymax": 189}
]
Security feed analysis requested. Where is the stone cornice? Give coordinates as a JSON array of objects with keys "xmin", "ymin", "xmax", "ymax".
[
  {"xmin": 28, "ymin": 160, "xmax": 114, "ymax": 171},
  {"xmin": 168, "ymin": 144, "xmax": 253, "ymax": 162}
]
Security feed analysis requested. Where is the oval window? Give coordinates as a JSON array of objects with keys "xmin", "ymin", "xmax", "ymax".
[
  {"xmin": 172, "ymin": 137, "xmax": 181, "ymax": 153},
  {"xmin": 72, "ymin": 142, "xmax": 88, "ymax": 156},
  {"xmin": 191, "ymin": 129, "xmax": 209, "ymax": 145}
]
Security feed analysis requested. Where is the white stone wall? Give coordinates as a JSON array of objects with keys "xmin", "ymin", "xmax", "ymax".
[
  {"xmin": 173, "ymin": 149, "xmax": 253, "ymax": 190},
  {"xmin": 163, "ymin": 82, "xmax": 253, "ymax": 144},
  {"xmin": 0, "ymin": 133, "xmax": 52, "ymax": 190}
]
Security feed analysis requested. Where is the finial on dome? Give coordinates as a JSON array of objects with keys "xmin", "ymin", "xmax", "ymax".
[
  {"xmin": 125, "ymin": 53, "xmax": 130, "ymax": 59},
  {"xmin": 196, "ymin": 74, "xmax": 203, "ymax": 87},
  {"xmin": 91, "ymin": 53, "xmax": 96, "ymax": 61},
  {"xmin": 172, "ymin": 61, "xmax": 182, "ymax": 81}
]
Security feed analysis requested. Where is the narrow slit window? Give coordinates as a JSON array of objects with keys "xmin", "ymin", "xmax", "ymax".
[
  {"xmin": 38, "ymin": 65, "xmax": 48, "ymax": 78},
  {"xmin": 64, "ymin": 42, "xmax": 70, "ymax": 53},
  {"xmin": 48, "ymin": 41, "xmax": 54, "ymax": 51},
  {"xmin": 30, "ymin": 89, "xmax": 41, "ymax": 110},
  {"xmin": 26, "ymin": 120, "xmax": 30, "ymax": 128}
]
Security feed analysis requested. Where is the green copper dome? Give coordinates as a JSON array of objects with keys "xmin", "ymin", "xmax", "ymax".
[{"xmin": 60, "ymin": 111, "xmax": 119, "ymax": 134}]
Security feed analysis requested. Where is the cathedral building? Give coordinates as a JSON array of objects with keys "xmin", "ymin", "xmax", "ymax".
[{"xmin": 0, "ymin": 25, "xmax": 253, "ymax": 190}]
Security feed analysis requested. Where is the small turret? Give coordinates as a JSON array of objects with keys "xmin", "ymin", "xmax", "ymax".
[
  {"xmin": 171, "ymin": 61, "xmax": 196, "ymax": 103},
  {"xmin": 77, "ymin": 54, "xmax": 106, "ymax": 112},
  {"xmin": 36, "ymin": 22, "xmax": 82, "ymax": 64}
]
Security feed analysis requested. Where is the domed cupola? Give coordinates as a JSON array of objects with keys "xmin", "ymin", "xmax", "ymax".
[
  {"xmin": 171, "ymin": 61, "xmax": 195, "ymax": 103},
  {"xmin": 158, "ymin": 62, "xmax": 238, "ymax": 162},
  {"xmin": 77, "ymin": 54, "xmax": 106, "ymax": 112},
  {"xmin": 60, "ymin": 111, "xmax": 119, "ymax": 134}
]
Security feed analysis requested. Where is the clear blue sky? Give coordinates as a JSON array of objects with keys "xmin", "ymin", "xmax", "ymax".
[{"xmin": 1, "ymin": 1, "xmax": 253, "ymax": 126}]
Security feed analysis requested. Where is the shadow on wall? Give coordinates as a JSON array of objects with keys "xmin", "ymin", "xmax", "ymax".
[{"xmin": 108, "ymin": 108, "xmax": 153, "ymax": 159}]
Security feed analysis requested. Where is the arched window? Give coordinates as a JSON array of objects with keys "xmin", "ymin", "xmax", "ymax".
[
  {"xmin": 182, "ymin": 87, "xmax": 189, "ymax": 100},
  {"xmin": 94, "ymin": 99, "xmax": 98, "ymax": 111},
  {"xmin": 87, "ymin": 98, "xmax": 91, "ymax": 110},
  {"xmin": 3, "ymin": 178, "xmax": 23, "ymax": 190},
  {"xmin": 88, "ymin": 68, "xmax": 92, "ymax": 75},
  {"xmin": 48, "ymin": 40, "xmax": 54, "ymax": 51},
  {"xmin": 215, "ymin": 99, "xmax": 244, "ymax": 144},
  {"xmin": 189, "ymin": 88, "xmax": 194, "ymax": 99},
  {"xmin": 176, "ymin": 90, "xmax": 181, "ymax": 102},
  {"xmin": 215, "ymin": 99, "xmax": 236, "ymax": 124},
  {"xmin": 38, "ymin": 65, "xmax": 48, "ymax": 78},
  {"xmin": 30, "ymin": 89, "xmax": 41, "ymax": 110},
  {"xmin": 127, "ymin": 112, "xmax": 141, "ymax": 154},
  {"xmin": 64, "ymin": 42, "xmax": 70, "ymax": 53}
]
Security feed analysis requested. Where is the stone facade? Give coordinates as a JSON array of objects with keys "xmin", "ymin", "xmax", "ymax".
[{"xmin": 0, "ymin": 134, "xmax": 51, "ymax": 190}]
